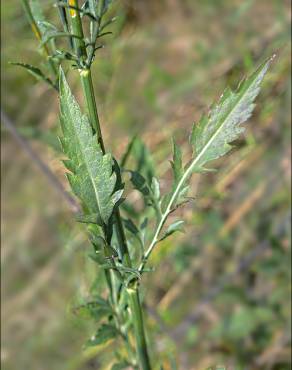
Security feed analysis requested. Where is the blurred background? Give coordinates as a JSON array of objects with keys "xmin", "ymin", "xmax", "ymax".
[{"xmin": 1, "ymin": 0, "xmax": 291, "ymax": 369}]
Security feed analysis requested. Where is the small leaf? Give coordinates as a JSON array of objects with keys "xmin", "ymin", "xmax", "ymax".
[
  {"xmin": 127, "ymin": 171, "xmax": 162, "ymax": 218},
  {"xmin": 85, "ymin": 324, "xmax": 119, "ymax": 347},
  {"xmin": 160, "ymin": 220, "xmax": 185, "ymax": 241},
  {"xmin": 10, "ymin": 62, "xmax": 56, "ymax": 89},
  {"xmin": 72, "ymin": 297, "xmax": 113, "ymax": 322}
]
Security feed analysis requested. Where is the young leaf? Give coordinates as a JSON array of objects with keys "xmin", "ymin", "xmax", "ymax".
[
  {"xmin": 160, "ymin": 220, "xmax": 185, "ymax": 241},
  {"xmin": 85, "ymin": 324, "xmax": 119, "ymax": 347},
  {"xmin": 72, "ymin": 297, "xmax": 113, "ymax": 322},
  {"xmin": 59, "ymin": 68, "xmax": 123, "ymax": 224},
  {"xmin": 10, "ymin": 62, "xmax": 56, "ymax": 89}
]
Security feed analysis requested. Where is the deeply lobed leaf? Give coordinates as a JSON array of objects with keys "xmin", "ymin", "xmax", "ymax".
[
  {"xmin": 164, "ymin": 57, "xmax": 274, "ymax": 213},
  {"xmin": 189, "ymin": 56, "xmax": 275, "ymax": 172},
  {"xmin": 10, "ymin": 62, "xmax": 56, "ymax": 89},
  {"xmin": 138, "ymin": 56, "xmax": 274, "ymax": 273}
]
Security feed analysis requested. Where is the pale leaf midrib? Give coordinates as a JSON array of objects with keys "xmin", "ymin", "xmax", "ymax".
[{"xmin": 139, "ymin": 62, "xmax": 265, "ymax": 271}]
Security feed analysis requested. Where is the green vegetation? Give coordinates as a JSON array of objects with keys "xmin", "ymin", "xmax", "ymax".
[{"xmin": 1, "ymin": 1, "xmax": 291, "ymax": 369}]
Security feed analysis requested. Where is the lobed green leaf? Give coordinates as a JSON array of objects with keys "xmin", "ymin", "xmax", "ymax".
[
  {"xmin": 59, "ymin": 68, "xmax": 123, "ymax": 224},
  {"xmin": 189, "ymin": 56, "xmax": 275, "ymax": 172},
  {"xmin": 10, "ymin": 62, "xmax": 56, "ymax": 89}
]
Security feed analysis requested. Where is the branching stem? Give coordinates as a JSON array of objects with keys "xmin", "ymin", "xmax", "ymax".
[
  {"xmin": 68, "ymin": 2, "xmax": 151, "ymax": 368},
  {"xmin": 139, "ymin": 57, "xmax": 273, "ymax": 273}
]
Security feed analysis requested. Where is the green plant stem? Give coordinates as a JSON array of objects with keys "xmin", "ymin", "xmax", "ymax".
[
  {"xmin": 127, "ymin": 287, "xmax": 151, "ymax": 370},
  {"xmin": 79, "ymin": 69, "xmax": 105, "ymax": 151},
  {"xmin": 80, "ymin": 58, "xmax": 152, "ymax": 370},
  {"xmin": 67, "ymin": 0, "xmax": 87, "ymax": 64},
  {"xmin": 68, "ymin": 2, "xmax": 151, "ymax": 368}
]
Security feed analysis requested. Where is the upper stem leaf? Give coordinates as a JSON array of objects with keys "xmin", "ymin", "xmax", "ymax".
[
  {"xmin": 189, "ymin": 56, "xmax": 275, "ymax": 172},
  {"xmin": 59, "ymin": 68, "xmax": 123, "ymax": 224}
]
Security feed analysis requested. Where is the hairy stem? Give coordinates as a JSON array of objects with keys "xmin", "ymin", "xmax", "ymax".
[{"xmin": 68, "ymin": 2, "xmax": 151, "ymax": 368}]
